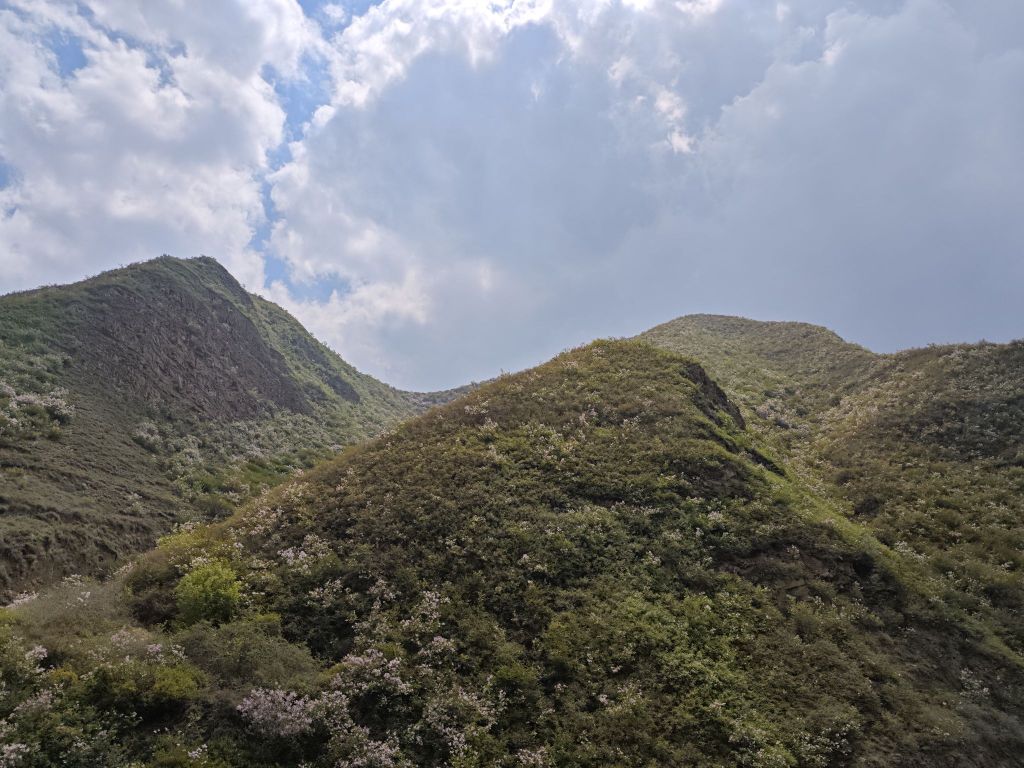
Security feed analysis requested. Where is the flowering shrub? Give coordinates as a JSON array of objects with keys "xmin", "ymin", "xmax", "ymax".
[
  {"xmin": 0, "ymin": 743, "xmax": 31, "ymax": 768},
  {"xmin": 515, "ymin": 746, "xmax": 550, "ymax": 767},
  {"xmin": 12, "ymin": 389, "xmax": 75, "ymax": 423},
  {"xmin": 132, "ymin": 419, "xmax": 164, "ymax": 452},
  {"xmin": 333, "ymin": 649, "xmax": 412, "ymax": 699},
  {"xmin": 237, "ymin": 688, "xmax": 316, "ymax": 737},
  {"xmin": 278, "ymin": 534, "xmax": 334, "ymax": 575},
  {"xmin": 0, "ymin": 384, "xmax": 73, "ymax": 442}
]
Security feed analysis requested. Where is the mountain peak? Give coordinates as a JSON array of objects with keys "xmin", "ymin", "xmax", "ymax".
[
  {"xmin": 0, "ymin": 255, "xmax": 430, "ymax": 594},
  {"xmin": 644, "ymin": 313, "xmax": 871, "ymax": 353}
]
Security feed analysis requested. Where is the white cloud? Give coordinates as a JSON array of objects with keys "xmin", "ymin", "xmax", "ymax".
[
  {"xmin": 324, "ymin": 0, "xmax": 557, "ymax": 108},
  {"xmin": 322, "ymin": 4, "xmax": 349, "ymax": 27},
  {"xmin": 0, "ymin": 0, "xmax": 318, "ymax": 291},
  {"xmin": 85, "ymin": 0, "xmax": 320, "ymax": 77},
  {"xmin": 261, "ymin": 0, "xmax": 1024, "ymax": 388},
  {"xmin": 1, "ymin": 0, "xmax": 1022, "ymax": 390}
]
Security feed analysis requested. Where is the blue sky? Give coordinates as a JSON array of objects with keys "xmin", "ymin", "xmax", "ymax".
[{"xmin": 1, "ymin": 0, "xmax": 1022, "ymax": 389}]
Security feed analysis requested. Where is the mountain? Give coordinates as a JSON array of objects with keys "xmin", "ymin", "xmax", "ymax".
[
  {"xmin": 2, "ymin": 338, "xmax": 1022, "ymax": 766},
  {"xmin": 642, "ymin": 314, "xmax": 1024, "ymax": 676},
  {"xmin": 0, "ymin": 256, "xmax": 441, "ymax": 596},
  {"xmin": 640, "ymin": 314, "xmax": 881, "ymax": 429}
]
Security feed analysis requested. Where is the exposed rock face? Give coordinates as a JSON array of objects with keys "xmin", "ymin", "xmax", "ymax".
[
  {"xmin": 72, "ymin": 277, "xmax": 311, "ymax": 420},
  {"xmin": 276, "ymin": 324, "xmax": 362, "ymax": 405},
  {"xmin": 681, "ymin": 360, "xmax": 746, "ymax": 429}
]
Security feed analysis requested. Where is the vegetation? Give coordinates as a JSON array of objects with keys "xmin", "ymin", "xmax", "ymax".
[
  {"xmin": 0, "ymin": 256, "xmax": 448, "ymax": 597},
  {"xmin": 640, "ymin": 314, "xmax": 880, "ymax": 438},
  {"xmin": 642, "ymin": 316, "xmax": 1024, "ymax": 657},
  {"xmin": 2, "ymin": 339, "xmax": 1022, "ymax": 766},
  {"xmin": 174, "ymin": 562, "xmax": 242, "ymax": 626}
]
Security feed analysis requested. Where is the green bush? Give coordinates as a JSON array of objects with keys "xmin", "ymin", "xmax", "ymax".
[
  {"xmin": 149, "ymin": 664, "xmax": 204, "ymax": 705},
  {"xmin": 174, "ymin": 562, "xmax": 241, "ymax": 626},
  {"xmin": 177, "ymin": 616, "xmax": 319, "ymax": 688}
]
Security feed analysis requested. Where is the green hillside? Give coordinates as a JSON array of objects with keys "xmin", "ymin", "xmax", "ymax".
[
  {"xmin": 2, "ymin": 340, "xmax": 1022, "ymax": 766},
  {"xmin": 640, "ymin": 314, "xmax": 881, "ymax": 435},
  {"xmin": 643, "ymin": 315, "xmax": 1024, "ymax": 684},
  {"xmin": 0, "ymin": 256, "xmax": 433, "ymax": 596}
]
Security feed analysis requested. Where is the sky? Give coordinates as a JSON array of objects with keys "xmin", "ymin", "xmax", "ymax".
[{"xmin": 0, "ymin": 0, "xmax": 1022, "ymax": 390}]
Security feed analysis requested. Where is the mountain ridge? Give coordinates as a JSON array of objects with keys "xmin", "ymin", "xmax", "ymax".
[
  {"xmin": 0, "ymin": 255, "xmax": 448, "ymax": 595},
  {"xmin": 642, "ymin": 313, "xmax": 1024, "ymax": 666}
]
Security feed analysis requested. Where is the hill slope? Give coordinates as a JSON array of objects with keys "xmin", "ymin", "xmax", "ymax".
[
  {"xmin": 640, "ymin": 314, "xmax": 881, "ymax": 432},
  {"xmin": 2, "ymin": 340, "xmax": 1022, "ymax": 766},
  {"xmin": 0, "ymin": 256, "xmax": 431, "ymax": 595},
  {"xmin": 642, "ymin": 314, "xmax": 1024, "ymax": 671}
]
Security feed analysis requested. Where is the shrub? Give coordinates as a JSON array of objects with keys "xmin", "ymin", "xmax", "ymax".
[
  {"xmin": 127, "ymin": 556, "xmax": 180, "ymax": 626},
  {"xmin": 174, "ymin": 562, "xmax": 241, "ymax": 626},
  {"xmin": 236, "ymin": 687, "xmax": 316, "ymax": 737},
  {"xmin": 132, "ymin": 419, "xmax": 164, "ymax": 452},
  {"xmin": 149, "ymin": 664, "xmax": 204, "ymax": 705},
  {"xmin": 177, "ymin": 616, "xmax": 319, "ymax": 688},
  {"xmin": 147, "ymin": 740, "xmax": 232, "ymax": 768}
]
